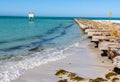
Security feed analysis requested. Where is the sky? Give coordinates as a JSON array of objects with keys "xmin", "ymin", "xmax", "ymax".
[{"xmin": 0, "ymin": 0, "xmax": 119, "ymax": 17}]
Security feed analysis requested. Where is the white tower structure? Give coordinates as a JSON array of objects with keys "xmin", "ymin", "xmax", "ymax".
[{"xmin": 28, "ymin": 12, "xmax": 34, "ymax": 22}]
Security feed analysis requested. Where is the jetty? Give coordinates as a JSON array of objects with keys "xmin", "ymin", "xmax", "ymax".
[{"xmin": 75, "ymin": 18, "xmax": 120, "ymax": 74}]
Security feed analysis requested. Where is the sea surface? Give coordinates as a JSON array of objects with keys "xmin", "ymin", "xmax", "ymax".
[
  {"xmin": 0, "ymin": 16, "xmax": 119, "ymax": 82},
  {"xmin": 0, "ymin": 16, "xmax": 85, "ymax": 82}
]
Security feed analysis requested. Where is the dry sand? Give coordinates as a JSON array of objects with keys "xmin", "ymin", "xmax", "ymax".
[{"xmin": 12, "ymin": 39, "xmax": 114, "ymax": 82}]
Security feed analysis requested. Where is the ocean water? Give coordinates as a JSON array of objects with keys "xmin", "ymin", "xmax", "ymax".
[{"xmin": 0, "ymin": 17, "xmax": 85, "ymax": 82}]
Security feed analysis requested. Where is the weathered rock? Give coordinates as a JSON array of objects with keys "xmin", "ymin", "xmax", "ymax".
[{"xmin": 114, "ymin": 67, "xmax": 120, "ymax": 74}]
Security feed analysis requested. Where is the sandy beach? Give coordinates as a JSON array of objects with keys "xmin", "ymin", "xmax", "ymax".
[{"xmin": 12, "ymin": 38, "xmax": 115, "ymax": 82}]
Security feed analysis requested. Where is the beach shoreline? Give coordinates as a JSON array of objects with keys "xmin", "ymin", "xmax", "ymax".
[{"xmin": 12, "ymin": 38, "xmax": 114, "ymax": 82}]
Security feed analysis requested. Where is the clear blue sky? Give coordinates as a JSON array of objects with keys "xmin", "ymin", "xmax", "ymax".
[{"xmin": 0, "ymin": 0, "xmax": 119, "ymax": 17}]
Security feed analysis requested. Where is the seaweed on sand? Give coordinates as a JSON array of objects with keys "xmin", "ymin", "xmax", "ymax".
[
  {"xmin": 58, "ymin": 79, "xmax": 67, "ymax": 82},
  {"xmin": 55, "ymin": 69, "xmax": 68, "ymax": 77},
  {"xmin": 112, "ymin": 77, "xmax": 119, "ymax": 82},
  {"xmin": 105, "ymin": 72, "xmax": 118, "ymax": 79},
  {"xmin": 89, "ymin": 78, "xmax": 107, "ymax": 82},
  {"xmin": 94, "ymin": 77, "xmax": 107, "ymax": 82},
  {"xmin": 67, "ymin": 72, "xmax": 76, "ymax": 79},
  {"xmin": 89, "ymin": 79, "xmax": 95, "ymax": 82},
  {"xmin": 69, "ymin": 76, "xmax": 85, "ymax": 82}
]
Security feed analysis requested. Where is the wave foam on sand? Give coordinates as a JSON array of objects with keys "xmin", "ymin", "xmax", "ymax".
[{"xmin": 0, "ymin": 35, "xmax": 87, "ymax": 82}]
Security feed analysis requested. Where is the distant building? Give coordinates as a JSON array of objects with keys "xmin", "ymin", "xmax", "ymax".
[{"xmin": 28, "ymin": 12, "xmax": 34, "ymax": 22}]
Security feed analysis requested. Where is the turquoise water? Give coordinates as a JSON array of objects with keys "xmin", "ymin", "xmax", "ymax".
[
  {"xmin": 0, "ymin": 17, "xmax": 83, "ymax": 81},
  {"xmin": 0, "ymin": 17, "xmax": 81, "ymax": 57}
]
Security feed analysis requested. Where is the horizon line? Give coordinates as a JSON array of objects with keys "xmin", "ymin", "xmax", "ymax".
[{"xmin": 0, "ymin": 16, "xmax": 120, "ymax": 18}]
